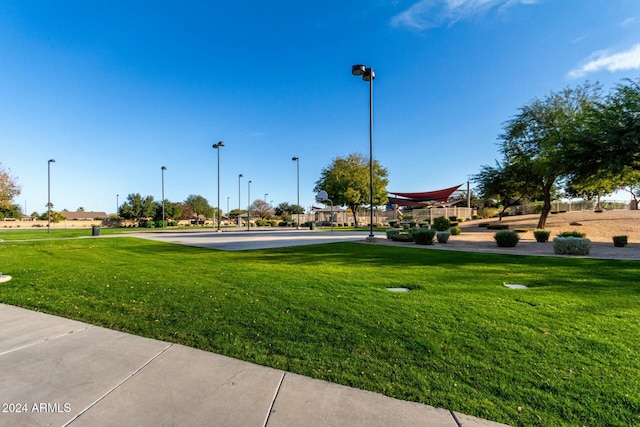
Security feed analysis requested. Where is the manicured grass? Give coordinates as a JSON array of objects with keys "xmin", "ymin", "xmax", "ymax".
[{"xmin": 1, "ymin": 237, "xmax": 639, "ymax": 426}]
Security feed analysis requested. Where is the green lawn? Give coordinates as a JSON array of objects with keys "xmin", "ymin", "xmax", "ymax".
[{"xmin": 1, "ymin": 236, "xmax": 638, "ymax": 426}]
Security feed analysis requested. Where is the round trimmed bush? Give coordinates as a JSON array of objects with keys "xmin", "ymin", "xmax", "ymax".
[
  {"xmin": 450, "ymin": 226, "xmax": 461, "ymax": 235},
  {"xmin": 436, "ymin": 231, "xmax": 450, "ymax": 243},
  {"xmin": 534, "ymin": 229, "xmax": 551, "ymax": 242},
  {"xmin": 494, "ymin": 230, "xmax": 520, "ymax": 247},
  {"xmin": 553, "ymin": 237, "xmax": 591, "ymax": 255},
  {"xmin": 412, "ymin": 228, "xmax": 436, "ymax": 245},
  {"xmin": 433, "ymin": 216, "xmax": 451, "ymax": 231}
]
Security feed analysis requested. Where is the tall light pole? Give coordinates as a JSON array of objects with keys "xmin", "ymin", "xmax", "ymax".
[
  {"xmin": 238, "ymin": 174, "xmax": 243, "ymax": 227},
  {"xmin": 47, "ymin": 159, "xmax": 55, "ymax": 234},
  {"xmin": 161, "ymin": 166, "xmax": 166, "ymax": 228},
  {"xmin": 247, "ymin": 180, "xmax": 252, "ymax": 231},
  {"xmin": 351, "ymin": 64, "xmax": 376, "ymax": 240},
  {"xmin": 292, "ymin": 156, "xmax": 300, "ymax": 229},
  {"xmin": 212, "ymin": 141, "xmax": 225, "ymax": 231},
  {"xmin": 227, "ymin": 196, "xmax": 230, "ymax": 218},
  {"xmin": 264, "ymin": 193, "xmax": 268, "ymax": 202},
  {"xmin": 116, "ymin": 194, "xmax": 119, "ymax": 215}
]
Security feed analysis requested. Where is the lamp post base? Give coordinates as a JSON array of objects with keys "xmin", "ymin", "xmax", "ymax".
[{"xmin": 365, "ymin": 236, "xmax": 377, "ymax": 243}]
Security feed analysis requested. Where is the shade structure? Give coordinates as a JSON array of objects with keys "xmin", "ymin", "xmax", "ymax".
[{"xmin": 388, "ymin": 184, "xmax": 463, "ymax": 208}]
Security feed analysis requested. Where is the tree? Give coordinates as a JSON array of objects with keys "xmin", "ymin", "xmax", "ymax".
[
  {"xmin": 274, "ymin": 202, "xmax": 303, "ymax": 218},
  {"xmin": 567, "ymin": 78, "xmax": 640, "ymax": 193},
  {"xmin": 0, "ymin": 203, "xmax": 22, "ymax": 220},
  {"xmin": 249, "ymin": 199, "xmax": 275, "ymax": 219},
  {"xmin": 472, "ymin": 160, "xmax": 541, "ymax": 219},
  {"xmin": 498, "ymin": 83, "xmax": 600, "ymax": 229},
  {"xmin": 119, "ymin": 193, "xmax": 157, "ymax": 222},
  {"xmin": 228, "ymin": 209, "xmax": 246, "ymax": 220},
  {"xmin": 184, "ymin": 194, "xmax": 213, "ymax": 225},
  {"xmin": 0, "ymin": 163, "xmax": 21, "ymax": 210},
  {"xmin": 314, "ymin": 153, "xmax": 389, "ymax": 227}
]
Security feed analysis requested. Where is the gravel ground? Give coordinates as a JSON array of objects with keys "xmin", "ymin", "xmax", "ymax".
[{"xmin": 376, "ymin": 210, "xmax": 640, "ymax": 260}]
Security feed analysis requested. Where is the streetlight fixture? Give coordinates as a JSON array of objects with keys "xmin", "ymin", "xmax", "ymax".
[
  {"xmin": 212, "ymin": 141, "xmax": 225, "ymax": 231},
  {"xmin": 292, "ymin": 156, "xmax": 300, "ymax": 229},
  {"xmin": 264, "ymin": 193, "xmax": 268, "ymax": 202},
  {"xmin": 247, "ymin": 180, "xmax": 252, "ymax": 231},
  {"xmin": 238, "ymin": 174, "xmax": 243, "ymax": 227},
  {"xmin": 351, "ymin": 64, "xmax": 376, "ymax": 240},
  {"xmin": 161, "ymin": 166, "xmax": 167, "ymax": 228},
  {"xmin": 47, "ymin": 159, "xmax": 55, "ymax": 234}
]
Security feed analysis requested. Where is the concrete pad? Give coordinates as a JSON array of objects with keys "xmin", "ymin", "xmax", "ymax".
[
  {"xmin": 0, "ymin": 304, "xmax": 89, "ymax": 354},
  {"xmin": 73, "ymin": 344, "xmax": 285, "ymax": 427},
  {"xmin": 267, "ymin": 372, "xmax": 458, "ymax": 427},
  {"xmin": 0, "ymin": 323, "xmax": 169, "ymax": 427}
]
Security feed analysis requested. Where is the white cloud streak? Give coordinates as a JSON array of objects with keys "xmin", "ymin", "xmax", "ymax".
[
  {"xmin": 568, "ymin": 44, "xmax": 640, "ymax": 79},
  {"xmin": 391, "ymin": 0, "xmax": 538, "ymax": 30}
]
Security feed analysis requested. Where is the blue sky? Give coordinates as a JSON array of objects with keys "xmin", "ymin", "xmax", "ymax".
[{"xmin": 2, "ymin": 0, "xmax": 639, "ymax": 215}]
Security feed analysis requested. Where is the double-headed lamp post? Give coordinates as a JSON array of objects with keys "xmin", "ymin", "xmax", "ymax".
[
  {"xmin": 238, "ymin": 174, "xmax": 243, "ymax": 227},
  {"xmin": 351, "ymin": 64, "xmax": 376, "ymax": 240},
  {"xmin": 292, "ymin": 156, "xmax": 300, "ymax": 229},
  {"xmin": 47, "ymin": 159, "xmax": 55, "ymax": 234},
  {"xmin": 212, "ymin": 141, "xmax": 225, "ymax": 231},
  {"xmin": 161, "ymin": 166, "xmax": 167, "ymax": 228}
]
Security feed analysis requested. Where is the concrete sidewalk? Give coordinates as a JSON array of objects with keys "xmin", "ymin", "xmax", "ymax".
[{"xmin": 0, "ymin": 304, "xmax": 509, "ymax": 427}]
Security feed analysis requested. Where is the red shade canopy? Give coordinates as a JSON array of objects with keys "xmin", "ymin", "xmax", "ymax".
[{"xmin": 389, "ymin": 184, "xmax": 462, "ymax": 203}]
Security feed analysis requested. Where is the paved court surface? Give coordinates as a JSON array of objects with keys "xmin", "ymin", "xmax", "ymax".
[{"xmin": 129, "ymin": 229, "xmax": 385, "ymax": 251}]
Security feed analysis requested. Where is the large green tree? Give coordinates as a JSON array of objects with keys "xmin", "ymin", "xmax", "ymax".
[
  {"xmin": 184, "ymin": 194, "xmax": 213, "ymax": 225},
  {"xmin": 314, "ymin": 153, "xmax": 388, "ymax": 227},
  {"xmin": 119, "ymin": 193, "xmax": 157, "ymax": 222},
  {"xmin": 498, "ymin": 83, "xmax": 601, "ymax": 229},
  {"xmin": 567, "ymin": 78, "xmax": 640, "ymax": 190}
]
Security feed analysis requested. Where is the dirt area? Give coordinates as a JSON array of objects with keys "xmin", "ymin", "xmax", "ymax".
[{"xmin": 377, "ymin": 210, "xmax": 640, "ymax": 260}]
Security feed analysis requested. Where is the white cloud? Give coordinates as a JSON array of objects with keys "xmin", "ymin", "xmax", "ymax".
[
  {"xmin": 568, "ymin": 44, "xmax": 640, "ymax": 79},
  {"xmin": 391, "ymin": 0, "xmax": 538, "ymax": 30}
]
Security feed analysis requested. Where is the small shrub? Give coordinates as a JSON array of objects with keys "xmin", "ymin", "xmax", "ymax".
[
  {"xmin": 436, "ymin": 231, "xmax": 450, "ymax": 243},
  {"xmin": 553, "ymin": 237, "xmax": 591, "ymax": 255},
  {"xmin": 487, "ymin": 223, "xmax": 509, "ymax": 230},
  {"xmin": 494, "ymin": 230, "xmax": 520, "ymax": 247},
  {"xmin": 448, "ymin": 216, "xmax": 457, "ymax": 222},
  {"xmin": 514, "ymin": 228, "xmax": 529, "ymax": 233},
  {"xmin": 478, "ymin": 222, "xmax": 491, "ymax": 228},
  {"xmin": 472, "ymin": 215, "xmax": 482, "ymax": 220},
  {"xmin": 388, "ymin": 220, "xmax": 398, "ymax": 228},
  {"xmin": 386, "ymin": 229, "xmax": 401, "ymax": 240},
  {"xmin": 408, "ymin": 221, "xmax": 417, "ymax": 228},
  {"xmin": 534, "ymin": 229, "xmax": 550, "ymax": 243},
  {"xmin": 558, "ymin": 230, "xmax": 587, "ymax": 238},
  {"xmin": 412, "ymin": 228, "xmax": 436, "ymax": 245},
  {"xmin": 390, "ymin": 232, "xmax": 414, "ymax": 242},
  {"xmin": 433, "ymin": 216, "xmax": 451, "ymax": 231},
  {"xmin": 613, "ymin": 235, "xmax": 628, "ymax": 247},
  {"xmin": 450, "ymin": 226, "xmax": 461, "ymax": 235}
]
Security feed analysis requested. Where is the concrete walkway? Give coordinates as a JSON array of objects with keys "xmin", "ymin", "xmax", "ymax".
[{"xmin": 1, "ymin": 304, "xmax": 509, "ymax": 427}]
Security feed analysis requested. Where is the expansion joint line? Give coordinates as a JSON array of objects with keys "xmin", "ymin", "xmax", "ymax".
[
  {"xmin": 450, "ymin": 409, "xmax": 463, "ymax": 427},
  {"xmin": 63, "ymin": 343, "xmax": 174, "ymax": 426},
  {"xmin": 263, "ymin": 372, "xmax": 286, "ymax": 427}
]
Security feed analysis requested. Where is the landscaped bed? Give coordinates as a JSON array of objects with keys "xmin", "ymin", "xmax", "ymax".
[{"xmin": 1, "ymin": 235, "xmax": 639, "ymax": 426}]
